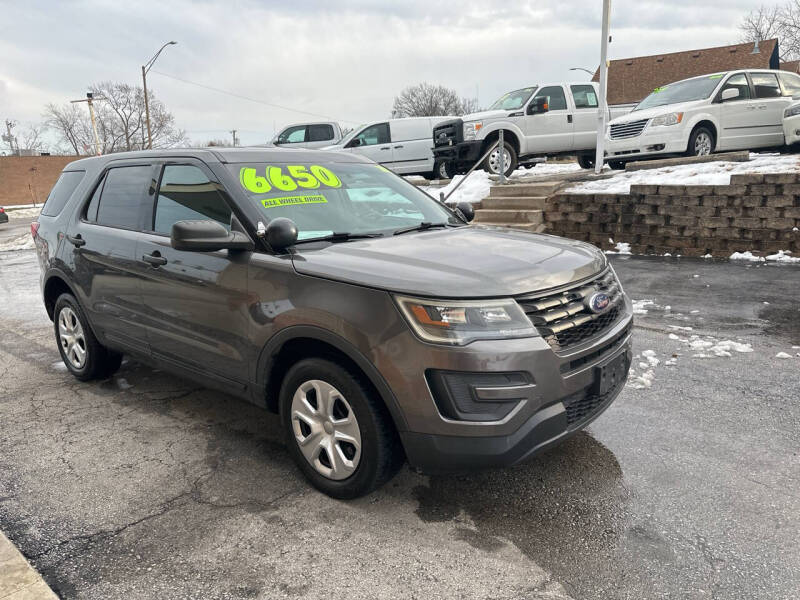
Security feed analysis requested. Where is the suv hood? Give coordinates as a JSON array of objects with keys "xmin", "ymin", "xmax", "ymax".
[
  {"xmin": 610, "ymin": 99, "xmax": 707, "ymax": 124},
  {"xmin": 291, "ymin": 226, "xmax": 606, "ymax": 298}
]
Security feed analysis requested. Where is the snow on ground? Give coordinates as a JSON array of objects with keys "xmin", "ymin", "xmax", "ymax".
[
  {"xmin": 0, "ymin": 234, "xmax": 35, "ymax": 251},
  {"xmin": 4, "ymin": 207, "xmax": 42, "ymax": 219},
  {"xmin": 604, "ymin": 240, "xmax": 631, "ymax": 255},
  {"xmin": 565, "ymin": 153, "xmax": 799, "ymax": 194},
  {"xmin": 730, "ymin": 250, "xmax": 800, "ymax": 263}
]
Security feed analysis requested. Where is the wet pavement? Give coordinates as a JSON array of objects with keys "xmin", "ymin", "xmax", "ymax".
[{"xmin": 0, "ymin": 247, "xmax": 798, "ymax": 599}]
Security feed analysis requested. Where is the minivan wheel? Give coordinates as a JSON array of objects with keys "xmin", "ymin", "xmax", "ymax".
[
  {"xmin": 483, "ymin": 141, "xmax": 518, "ymax": 177},
  {"xmin": 577, "ymin": 153, "xmax": 595, "ymax": 169},
  {"xmin": 280, "ymin": 358, "xmax": 402, "ymax": 498},
  {"xmin": 688, "ymin": 126, "xmax": 715, "ymax": 157},
  {"xmin": 54, "ymin": 293, "xmax": 122, "ymax": 381}
]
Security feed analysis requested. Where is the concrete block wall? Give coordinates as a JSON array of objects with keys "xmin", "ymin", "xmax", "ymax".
[{"xmin": 544, "ymin": 174, "xmax": 800, "ymax": 256}]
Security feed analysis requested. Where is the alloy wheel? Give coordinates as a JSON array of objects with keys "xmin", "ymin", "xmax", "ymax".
[
  {"xmin": 58, "ymin": 306, "xmax": 87, "ymax": 370},
  {"xmin": 291, "ymin": 379, "xmax": 362, "ymax": 480},
  {"xmin": 694, "ymin": 132, "xmax": 712, "ymax": 156}
]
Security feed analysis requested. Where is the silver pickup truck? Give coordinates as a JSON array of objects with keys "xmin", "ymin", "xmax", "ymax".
[{"xmin": 433, "ymin": 82, "xmax": 631, "ymax": 176}]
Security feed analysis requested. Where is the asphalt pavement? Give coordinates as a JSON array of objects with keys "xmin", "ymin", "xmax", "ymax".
[{"xmin": 0, "ymin": 237, "xmax": 798, "ymax": 599}]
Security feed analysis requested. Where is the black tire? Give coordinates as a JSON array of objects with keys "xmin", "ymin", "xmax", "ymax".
[
  {"xmin": 608, "ymin": 160, "xmax": 626, "ymax": 170},
  {"xmin": 687, "ymin": 125, "xmax": 715, "ymax": 157},
  {"xmin": 279, "ymin": 357, "xmax": 402, "ymax": 499},
  {"xmin": 431, "ymin": 160, "xmax": 449, "ymax": 180},
  {"xmin": 53, "ymin": 293, "xmax": 122, "ymax": 381},
  {"xmin": 482, "ymin": 140, "xmax": 518, "ymax": 177},
  {"xmin": 577, "ymin": 154, "xmax": 595, "ymax": 169},
  {"xmin": 443, "ymin": 160, "xmax": 460, "ymax": 179}
]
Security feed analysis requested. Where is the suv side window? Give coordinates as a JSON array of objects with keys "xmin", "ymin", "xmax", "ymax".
[
  {"xmin": 308, "ymin": 124, "xmax": 335, "ymax": 142},
  {"xmin": 153, "ymin": 165, "xmax": 231, "ymax": 234},
  {"xmin": 278, "ymin": 126, "xmax": 306, "ymax": 144},
  {"xmin": 719, "ymin": 74, "xmax": 751, "ymax": 101},
  {"xmin": 94, "ymin": 165, "xmax": 152, "ymax": 230},
  {"xmin": 532, "ymin": 86, "xmax": 568, "ymax": 111},
  {"xmin": 354, "ymin": 123, "xmax": 390, "ymax": 146},
  {"xmin": 85, "ymin": 173, "xmax": 106, "ymax": 222},
  {"xmin": 41, "ymin": 171, "xmax": 86, "ymax": 217},
  {"xmin": 570, "ymin": 85, "xmax": 599, "ymax": 109},
  {"xmin": 779, "ymin": 72, "xmax": 800, "ymax": 96},
  {"xmin": 751, "ymin": 73, "xmax": 781, "ymax": 98}
]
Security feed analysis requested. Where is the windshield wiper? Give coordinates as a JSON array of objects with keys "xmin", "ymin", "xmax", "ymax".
[
  {"xmin": 393, "ymin": 222, "xmax": 452, "ymax": 236},
  {"xmin": 293, "ymin": 232, "xmax": 383, "ymax": 245}
]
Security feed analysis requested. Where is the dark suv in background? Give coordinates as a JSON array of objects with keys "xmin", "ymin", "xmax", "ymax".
[{"xmin": 33, "ymin": 148, "xmax": 632, "ymax": 498}]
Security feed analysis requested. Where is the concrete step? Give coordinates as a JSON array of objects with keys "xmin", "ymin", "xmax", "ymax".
[
  {"xmin": 474, "ymin": 222, "xmax": 546, "ymax": 233},
  {"xmin": 480, "ymin": 196, "xmax": 548, "ymax": 210},
  {"xmin": 473, "ymin": 209, "xmax": 543, "ymax": 224},
  {"xmin": 489, "ymin": 182, "xmax": 562, "ymax": 197}
]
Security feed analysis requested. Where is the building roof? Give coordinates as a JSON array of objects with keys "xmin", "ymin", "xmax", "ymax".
[{"xmin": 593, "ymin": 39, "xmax": 780, "ymax": 105}]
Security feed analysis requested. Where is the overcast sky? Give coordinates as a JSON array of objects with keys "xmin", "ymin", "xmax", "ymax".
[{"xmin": 1, "ymin": 0, "xmax": 763, "ymax": 148}]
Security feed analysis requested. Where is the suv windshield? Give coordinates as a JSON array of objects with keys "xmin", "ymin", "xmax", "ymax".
[
  {"xmin": 230, "ymin": 161, "xmax": 461, "ymax": 241},
  {"xmin": 488, "ymin": 87, "xmax": 537, "ymax": 110},
  {"xmin": 635, "ymin": 74, "xmax": 723, "ymax": 111}
]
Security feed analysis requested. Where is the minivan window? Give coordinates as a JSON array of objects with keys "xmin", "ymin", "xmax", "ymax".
[
  {"xmin": 353, "ymin": 123, "xmax": 390, "ymax": 146},
  {"xmin": 232, "ymin": 161, "xmax": 460, "ymax": 241},
  {"xmin": 571, "ymin": 85, "xmax": 599, "ymax": 109},
  {"xmin": 153, "ymin": 165, "xmax": 231, "ymax": 234},
  {"xmin": 719, "ymin": 74, "xmax": 751, "ymax": 101},
  {"xmin": 41, "ymin": 171, "xmax": 85, "ymax": 217},
  {"xmin": 308, "ymin": 124, "xmax": 335, "ymax": 142},
  {"xmin": 779, "ymin": 72, "xmax": 800, "ymax": 96},
  {"xmin": 278, "ymin": 126, "xmax": 306, "ymax": 144},
  {"xmin": 635, "ymin": 74, "xmax": 721, "ymax": 110},
  {"xmin": 489, "ymin": 87, "xmax": 537, "ymax": 110},
  {"xmin": 95, "ymin": 165, "xmax": 152, "ymax": 230},
  {"xmin": 533, "ymin": 86, "xmax": 567, "ymax": 111},
  {"xmin": 752, "ymin": 73, "xmax": 781, "ymax": 98}
]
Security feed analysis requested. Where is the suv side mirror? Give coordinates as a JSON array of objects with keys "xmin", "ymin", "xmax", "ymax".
[
  {"xmin": 455, "ymin": 202, "xmax": 474, "ymax": 222},
  {"xmin": 720, "ymin": 88, "xmax": 740, "ymax": 102},
  {"xmin": 528, "ymin": 97, "xmax": 549, "ymax": 115},
  {"xmin": 265, "ymin": 217, "xmax": 298, "ymax": 251},
  {"xmin": 171, "ymin": 220, "xmax": 254, "ymax": 252}
]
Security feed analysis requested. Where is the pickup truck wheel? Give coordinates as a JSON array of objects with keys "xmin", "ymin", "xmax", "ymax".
[
  {"xmin": 483, "ymin": 141, "xmax": 517, "ymax": 177},
  {"xmin": 687, "ymin": 126, "xmax": 715, "ymax": 157},
  {"xmin": 577, "ymin": 154, "xmax": 595, "ymax": 169}
]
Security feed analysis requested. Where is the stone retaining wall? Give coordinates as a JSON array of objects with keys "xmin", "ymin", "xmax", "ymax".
[{"xmin": 544, "ymin": 173, "xmax": 800, "ymax": 256}]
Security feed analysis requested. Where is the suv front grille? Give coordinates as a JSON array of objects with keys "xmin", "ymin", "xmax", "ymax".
[
  {"xmin": 609, "ymin": 119, "xmax": 649, "ymax": 140},
  {"xmin": 517, "ymin": 269, "xmax": 624, "ymax": 352}
]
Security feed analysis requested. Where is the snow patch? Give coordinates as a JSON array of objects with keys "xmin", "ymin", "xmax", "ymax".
[
  {"xmin": 766, "ymin": 250, "xmax": 800, "ymax": 263},
  {"xmin": 775, "ymin": 352, "xmax": 792, "ymax": 359},
  {"xmin": 0, "ymin": 234, "xmax": 35, "ymax": 251},
  {"xmin": 730, "ymin": 251, "xmax": 764, "ymax": 262},
  {"xmin": 605, "ymin": 241, "xmax": 631, "ymax": 255}
]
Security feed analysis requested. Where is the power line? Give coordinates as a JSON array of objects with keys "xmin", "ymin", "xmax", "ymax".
[{"xmin": 150, "ymin": 70, "xmax": 359, "ymax": 124}]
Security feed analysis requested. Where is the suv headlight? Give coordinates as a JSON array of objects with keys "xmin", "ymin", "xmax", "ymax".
[
  {"xmin": 395, "ymin": 295, "xmax": 536, "ymax": 345},
  {"xmin": 785, "ymin": 105, "xmax": 800, "ymax": 118},
  {"xmin": 463, "ymin": 121, "xmax": 483, "ymax": 141},
  {"xmin": 650, "ymin": 112, "xmax": 684, "ymax": 127}
]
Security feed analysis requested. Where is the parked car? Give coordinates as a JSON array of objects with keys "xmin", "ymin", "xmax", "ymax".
[
  {"xmin": 271, "ymin": 122, "xmax": 343, "ymax": 149},
  {"xmin": 605, "ymin": 69, "xmax": 800, "ymax": 164},
  {"xmin": 0, "ymin": 207, "xmax": 7, "ymax": 225},
  {"xmin": 34, "ymin": 148, "xmax": 632, "ymax": 498},
  {"xmin": 432, "ymin": 82, "xmax": 631, "ymax": 176},
  {"xmin": 783, "ymin": 98, "xmax": 800, "ymax": 146},
  {"xmin": 323, "ymin": 117, "xmax": 454, "ymax": 178}
]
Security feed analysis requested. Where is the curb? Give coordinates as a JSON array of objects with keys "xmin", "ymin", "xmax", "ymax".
[{"xmin": 0, "ymin": 531, "xmax": 58, "ymax": 600}]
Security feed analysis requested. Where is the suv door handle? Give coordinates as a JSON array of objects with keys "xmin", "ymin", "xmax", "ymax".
[
  {"xmin": 394, "ymin": 145, "xmax": 404, "ymax": 149},
  {"xmin": 142, "ymin": 252, "xmax": 167, "ymax": 267},
  {"xmin": 66, "ymin": 234, "xmax": 85, "ymax": 247}
]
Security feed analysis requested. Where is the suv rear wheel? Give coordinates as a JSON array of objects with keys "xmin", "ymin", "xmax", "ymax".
[
  {"xmin": 483, "ymin": 141, "xmax": 517, "ymax": 177},
  {"xmin": 280, "ymin": 357, "xmax": 402, "ymax": 498},
  {"xmin": 54, "ymin": 293, "xmax": 122, "ymax": 381}
]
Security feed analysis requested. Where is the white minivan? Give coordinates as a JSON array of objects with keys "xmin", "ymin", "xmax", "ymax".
[
  {"xmin": 324, "ymin": 117, "xmax": 453, "ymax": 178},
  {"xmin": 605, "ymin": 69, "xmax": 800, "ymax": 163}
]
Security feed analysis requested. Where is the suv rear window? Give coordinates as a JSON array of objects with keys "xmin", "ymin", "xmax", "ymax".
[
  {"xmin": 93, "ymin": 165, "xmax": 152, "ymax": 230},
  {"xmin": 41, "ymin": 171, "xmax": 85, "ymax": 217}
]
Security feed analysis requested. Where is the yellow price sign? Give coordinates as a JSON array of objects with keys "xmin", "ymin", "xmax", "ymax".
[{"xmin": 240, "ymin": 165, "xmax": 342, "ymax": 194}]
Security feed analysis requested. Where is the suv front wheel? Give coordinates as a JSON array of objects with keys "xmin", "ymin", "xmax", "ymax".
[
  {"xmin": 54, "ymin": 293, "xmax": 122, "ymax": 381},
  {"xmin": 280, "ymin": 357, "xmax": 402, "ymax": 498}
]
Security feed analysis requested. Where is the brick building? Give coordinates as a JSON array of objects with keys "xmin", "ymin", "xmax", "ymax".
[{"xmin": 0, "ymin": 155, "xmax": 78, "ymax": 206}]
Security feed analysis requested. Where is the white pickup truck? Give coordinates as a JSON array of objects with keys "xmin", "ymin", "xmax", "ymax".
[
  {"xmin": 432, "ymin": 82, "xmax": 630, "ymax": 176},
  {"xmin": 271, "ymin": 122, "xmax": 344, "ymax": 149}
]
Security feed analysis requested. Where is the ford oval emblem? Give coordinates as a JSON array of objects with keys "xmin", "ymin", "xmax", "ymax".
[{"xmin": 586, "ymin": 292, "xmax": 610, "ymax": 314}]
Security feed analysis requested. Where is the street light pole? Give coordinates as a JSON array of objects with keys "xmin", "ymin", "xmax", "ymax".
[
  {"xmin": 595, "ymin": 0, "xmax": 612, "ymax": 175},
  {"xmin": 71, "ymin": 93, "xmax": 104, "ymax": 156},
  {"xmin": 142, "ymin": 41, "xmax": 177, "ymax": 149},
  {"xmin": 570, "ymin": 67, "xmax": 595, "ymax": 77}
]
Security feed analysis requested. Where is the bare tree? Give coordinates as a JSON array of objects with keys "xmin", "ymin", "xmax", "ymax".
[
  {"xmin": 779, "ymin": 1, "xmax": 800, "ymax": 60},
  {"xmin": 43, "ymin": 103, "xmax": 88, "ymax": 155},
  {"xmin": 392, "ymin": 83, "xmax": 478, "ymax": 117},
  {"xmin": 740, "ymin": 3, "xmax": 800, "ymax": 61},
  {"xmin": 18, "ymin": 124, "xmax": 46, "ymax": 153}
]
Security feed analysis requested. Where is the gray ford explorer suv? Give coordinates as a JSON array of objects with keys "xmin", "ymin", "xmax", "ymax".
[{"xmin": 34, "ymin": 148, "xmax": 633, "ymax": 498}]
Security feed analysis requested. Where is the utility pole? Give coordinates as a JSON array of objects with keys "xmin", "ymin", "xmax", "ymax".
[
  {"xmin": 141, "ymin": 41, "xmax": 177, "ymax": 149},
  {"xmin": 595, "ymin": 0, "xmax": 612, "ymax": 175},
  {"xmin": 71, "ymin": 93, "xmax": 103, "ymax": 156},
  {"xmin": 3, "ymin": 119, "xmax": 18, "ymax": 155},
  {"xmin": 230, "ymin": 129, "xmax": 238, "ymax": 147}
]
